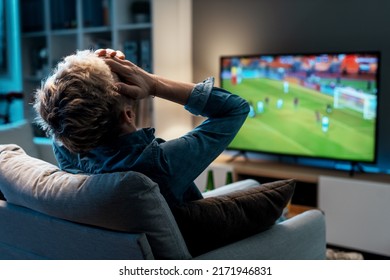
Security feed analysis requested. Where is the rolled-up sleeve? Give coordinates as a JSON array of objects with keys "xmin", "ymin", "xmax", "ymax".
[{"xmin": 184, "ymin": 77, "xmax": 214, "ymax": 116}]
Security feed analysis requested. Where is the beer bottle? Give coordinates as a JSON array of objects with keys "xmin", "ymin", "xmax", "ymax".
[{"xmin": 205, "ymin": 169, "xmax": 215, "ymax": 192}]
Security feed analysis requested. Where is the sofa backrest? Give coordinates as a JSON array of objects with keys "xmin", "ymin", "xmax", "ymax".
[{"xmin": 0, "ymin": 144, "xmax": 191, "ymax": 259}]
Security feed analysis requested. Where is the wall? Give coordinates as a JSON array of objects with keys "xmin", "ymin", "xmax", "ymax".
[
  {"xmin": 0, "ymin": 0, "xmax": 22, "ymax": 93},
  {"xmin": 0, "ymin": 0, "xmax": 23, "ymax": 122},
  {"xmin": 152, "ymin": 0, "xmax": 193, "ymax": 140},
  {"xmin": 192, "ymin": 0, "xmax": 390, "ymax": 172}
]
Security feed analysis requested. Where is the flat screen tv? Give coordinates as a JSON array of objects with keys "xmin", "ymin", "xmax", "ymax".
[{"xmin": 220, "ymin": 51, "xmax": 380, "ymax": 163}]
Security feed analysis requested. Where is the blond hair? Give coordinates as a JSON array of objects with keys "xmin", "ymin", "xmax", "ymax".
[{"xmin": 34, "ymin": 50, "xmax": 123, "ymax": 153}]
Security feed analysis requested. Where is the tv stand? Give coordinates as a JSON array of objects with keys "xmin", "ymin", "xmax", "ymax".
[
  {"xmin": 277, "ymin": 155, "xmax": 299, "ymax": 165},
  {"xmin": 215, "ymin": 154, "xmax": 390, "ymax": 209},
  {"xmin": 226, "ymin": 151, "xmax": 249, "ymax": 163},
  {"xmin": 349, "ymin": 162, "xmax": 365, "ymax": 177}
]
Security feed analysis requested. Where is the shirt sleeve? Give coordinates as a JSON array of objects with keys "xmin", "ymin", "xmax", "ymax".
[
  {"xmin": 154, "ymin": 77, "xmax": 250, "ymax": 197},
  {"xmin": 184, "ymin": 77, "xmax": 214, "ymax": 116}
]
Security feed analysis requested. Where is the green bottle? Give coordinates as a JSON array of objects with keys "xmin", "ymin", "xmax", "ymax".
[
  {"xmin": 225, "ymin": 171, "xmax": 233, "ymax": 185},
  {"xmin": 205, "ymin": 169, "xmax": 215, "ymax": 192}
]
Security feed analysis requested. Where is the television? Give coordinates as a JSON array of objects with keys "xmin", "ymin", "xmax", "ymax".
[{"xmin": 220, "ymin": 51, "xmax": 380, "ymax": 164}]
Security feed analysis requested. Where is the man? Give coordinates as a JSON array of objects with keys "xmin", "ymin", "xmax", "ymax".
[{"xmin": 34, "ymin": 49, "xmax": 249, "ymax": 208}]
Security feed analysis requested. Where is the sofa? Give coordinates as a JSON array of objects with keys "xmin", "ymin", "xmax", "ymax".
[
  {"xmin": 0, "ymin": 121, "xmax": 326, "ymax": 260},
  {"xmin": 0, "ymin": 199, "xmax": 325, "ymax": 260}
]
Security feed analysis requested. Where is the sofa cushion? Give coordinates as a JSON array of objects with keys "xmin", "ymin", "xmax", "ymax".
[
  {"xmin": 0, "ymin": 144, "xmax": 191, "ymax": 260},
  {"xmin": 172, "ymin": 179, "xmax": 295, "ymax": 256}
]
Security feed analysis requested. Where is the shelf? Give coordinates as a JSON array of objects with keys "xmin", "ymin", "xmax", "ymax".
[
  {"xmin": 117, "ymin": 23, "xmax": 152, "ymax": 30},
  {"xmin": 287, "ymin": 204, "xmax": 317, "ymax": 219},
  {"xmin": 83, "ymin": 26, "xmax": 112, "ymax": 34},
  {"xmin": 20, "ymin": 0, "xmax": 153, "ymax": 130},
  {"xmin": 22, "ymin": 32, "xmax": 47, "ymax": 38},
  {"xmin": 50, "ymin": 29, "xmax": 79, "ymax": 36},
  {"xmin": 23, "ymin": 76, "xmax": 44, "ymax": 83}
]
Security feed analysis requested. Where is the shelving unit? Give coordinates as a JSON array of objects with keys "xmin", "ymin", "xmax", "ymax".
[{"xmin": 20, "ymin": 0, "xmax": 153, "ymax": 134}]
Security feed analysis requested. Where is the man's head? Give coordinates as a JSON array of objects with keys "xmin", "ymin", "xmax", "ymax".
[{"xmin": 34, "ymin": 50, "xmax": 133, "ymax": 153}]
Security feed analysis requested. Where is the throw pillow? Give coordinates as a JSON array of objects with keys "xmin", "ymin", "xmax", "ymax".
[
  {"xmin": 0, "ymin": 144, "xmax": 191, "ymax": 260},
  {"xmin": 172, "ymin": 179, "xmax": 295, "ymax": 257}
]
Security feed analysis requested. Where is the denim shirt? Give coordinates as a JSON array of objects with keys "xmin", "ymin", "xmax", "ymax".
[{"xmin": 53, "ymin": 77, "xmax": 249, "ymax": 207}]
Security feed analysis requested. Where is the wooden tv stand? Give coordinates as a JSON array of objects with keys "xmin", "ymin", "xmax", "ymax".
[{"xmin": 214, "ymin": 154, "xmax": 390, "ymax": 212}]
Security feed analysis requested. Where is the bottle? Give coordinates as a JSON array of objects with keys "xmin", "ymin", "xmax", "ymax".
[
  {"xmin": 225, "ymin": 171, "xmax": 233, "ymax": 185},
  {"xmin": 204, "ymin": 169, "xmax": 215, "ymax": 192}
]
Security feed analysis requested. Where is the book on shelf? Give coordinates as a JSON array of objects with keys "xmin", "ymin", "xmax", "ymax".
[
  {"xmin": 140, "ymin": 39, "xmax": 152, "ymax": 73},
  {"xmin": 123, "ymin": 39, "xmax": 152, "ymax": 73},
  {"xmin": 123, "ymin": 41, "xmax": 139, "ymax": 66},
  {"xmin": 51, "ymin": 0, "xmax": 77, "ymax": 29},
  {"xmin": 21, "ymin": 0, "xmax": 44, "ymax": 32},
  {"xmin": 83, "ymin": 0, "xmax": 109, "ymax": 27}
]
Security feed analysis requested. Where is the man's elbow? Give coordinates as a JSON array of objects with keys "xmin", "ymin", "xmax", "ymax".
[{"xmin": 240, "ymin": 98, "xmax": 250, "ymax": 115}]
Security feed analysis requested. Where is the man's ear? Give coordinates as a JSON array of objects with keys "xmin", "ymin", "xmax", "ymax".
[
  {"xmin": 119, "ymin": 105, "xmax": 137, "ymax": 134},
  {"xmin": 122, "ymin": 105, "xmax": 135, "ymax": 125}
]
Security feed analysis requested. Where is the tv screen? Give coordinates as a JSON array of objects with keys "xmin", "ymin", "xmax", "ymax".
[{"xmin": 220, "ymin": 51, "xmax": 380, "ymax": 163}]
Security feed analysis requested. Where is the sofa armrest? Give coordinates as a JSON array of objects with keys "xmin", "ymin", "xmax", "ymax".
[
  {"xmin": 194, "ymin": 209, "xmax": 326, "ymax": 260},
  {"xmin": 202, "ymin": 179, "xmax": 260, "ymax": 198}
]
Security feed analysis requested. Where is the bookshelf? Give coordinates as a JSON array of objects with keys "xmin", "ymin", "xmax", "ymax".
[{"xmin": 20, "ymin": 0, "xmax": 153, "ymax": 134}]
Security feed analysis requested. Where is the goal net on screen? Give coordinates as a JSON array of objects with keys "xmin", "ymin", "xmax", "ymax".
[{"xmin": 333, "ymin": 87, "xmax": 377, "ymax": 120}]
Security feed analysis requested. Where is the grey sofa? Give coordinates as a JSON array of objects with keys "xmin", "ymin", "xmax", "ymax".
[
  {"xmin": 0, "ymin": 121, "xmax": 326, "ymax": 260},
  {"xmin": 0, "ymin": 199, "xmax": 325, "ymax": 260}
]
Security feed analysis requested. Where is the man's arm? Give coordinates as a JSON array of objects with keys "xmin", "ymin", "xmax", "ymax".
[
  {"xmin": 152, "ymin": 75, "xmax": 194, "ymax": 105},
  {"xmin": 153, "ymin": 81, "xmax": 250, "ymax": 196}
]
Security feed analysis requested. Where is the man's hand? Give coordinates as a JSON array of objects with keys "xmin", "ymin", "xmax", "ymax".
[
  {"xmin": 95, "ymin": 48, "xmax": 195, "ymax": 105},
  {"xmin": 95, "ymin": 48, "xmax": 125, "ymax": 59},
  {"xmin": 95, "ymin": 48, "xmax": 156, "ymax": 100}
]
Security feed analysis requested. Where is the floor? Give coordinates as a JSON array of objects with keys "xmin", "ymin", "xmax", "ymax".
[{"xmin": 326, "ymin": 245, "xmax": 390, "ymax": 260}]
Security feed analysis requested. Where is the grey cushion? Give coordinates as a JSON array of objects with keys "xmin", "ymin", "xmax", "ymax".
[{"xmin": 0, "ymin": 144, "xmax": 191, "ymax": 259}]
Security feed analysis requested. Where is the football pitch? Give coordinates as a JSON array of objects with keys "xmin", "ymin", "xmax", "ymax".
[{"xmin": 223, "ymin": 78, "xmax": 376, "ymax": 161}]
